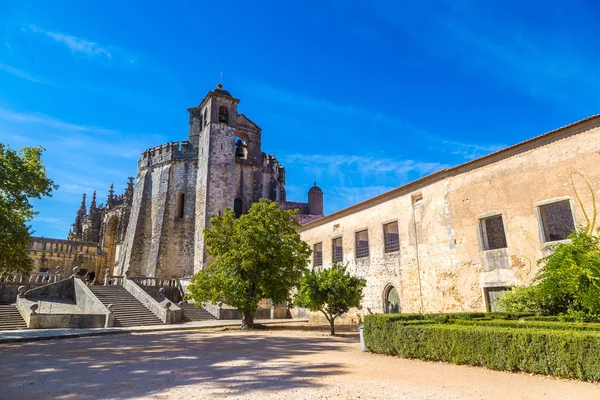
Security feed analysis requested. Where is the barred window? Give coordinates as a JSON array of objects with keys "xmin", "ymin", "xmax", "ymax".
[
  {"xmin": 479, "ymin": 215, "xmax": 507, "ymax": 250},
  {"xmin": 355, "ymin": 230, "xmax": 369, "ymax": 259},
  {"xmin": 313, "ymin": 243, "xmax": 323, "ymax": 267},
  {"xmin": 332, "ymin": 237, "xmax": 343, "ymax": 263},
  {"xmin": 383, "ymin": 222, "xmax": 400, "ymax": 253},
  {"xmin": 539, "ymin": 200, "xmax": 575, "ymax": 242}
]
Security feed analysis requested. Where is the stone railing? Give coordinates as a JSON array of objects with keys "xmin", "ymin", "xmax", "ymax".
[
  {"xmin": 129, "ymin": 276, "xmax": 185, "ymax": 304},
  {"xmin": 2, "ymin": 271, "xmax": 62, "ymax": 284},
  {"xmin": 123, "ymin": 276, "xmax": 182, "ymax": 324},
  {"xmin": 129, "ymin": 276, "xmax": 180, "ymax": 288},
  {"xmin": 103, "ymin": 275, "xmax": 124, "ymax": 286},
  {"xmin": 16, "ymin": 275, "xmax": 112, "ymax": 329}
]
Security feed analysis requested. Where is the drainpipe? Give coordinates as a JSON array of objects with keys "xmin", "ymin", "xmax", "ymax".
[{"xmin": 412, "ymin": 205, "xmax": 425, "ymax": 314}]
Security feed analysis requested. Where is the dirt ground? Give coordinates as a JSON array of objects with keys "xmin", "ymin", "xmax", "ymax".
[{"xmin": 0, "ymin": 323, "xmax": 598, "ymax": 400}]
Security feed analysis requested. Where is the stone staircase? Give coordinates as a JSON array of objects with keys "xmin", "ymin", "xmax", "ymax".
[
  {"xmin": 90, "ymin": 286, "xmax": 163, "ymax": 327},
  {"xmin": 0, "ymin": 304, "xmax": 26, "ymax": 331},
  {"xmin": 180, "ymin": 302, "xmax": 216, "ymax": 322}
]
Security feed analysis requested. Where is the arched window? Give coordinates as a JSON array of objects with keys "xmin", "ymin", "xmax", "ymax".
[
  {"xmin": 385, "ymin": 285, "xmax": 400, "ymax": 314},
  {"xmin": 218, "ymin": 106, "xmax": 229, "ymax": 123},
  {"xmin": 234, "ymin": 198, "xmax": 243, "ymax": 218},
  {"xmin": 234, "ymin": 137, "xmax": 247, "ymax": 159},
  {"xmin": 176, "ymin": 192, "xmax": 185, "ymax": 218}
]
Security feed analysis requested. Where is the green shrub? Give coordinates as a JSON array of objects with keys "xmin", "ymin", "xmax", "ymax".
[
  {"xmin": 453, "ymin": 319, "xmax": 600, "ymax": 332},
  {"xmin": 363, "ymin": 315, "xmax": 600, "ymax": 381},
  {"xmin": 499, "ymin": 229, "xmax": 600, "ymax": 318}
]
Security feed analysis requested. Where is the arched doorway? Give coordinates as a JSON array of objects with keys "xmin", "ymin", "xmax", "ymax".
[{"xmin": 384, "ymin": 285, "xmax": 400, "ymax": 314}]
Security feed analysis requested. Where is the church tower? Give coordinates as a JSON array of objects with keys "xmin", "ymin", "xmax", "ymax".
[{"xmin": 191, "ymin": 84, "xmax": 240, "ymax": 271}]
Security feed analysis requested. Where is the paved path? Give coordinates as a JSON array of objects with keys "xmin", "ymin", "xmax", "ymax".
[
  {"xmin": 0, "ymin": 325, "xmax": 597, "ymax": 400},
  {"xmin": 0, "ymin": 319, "xmax": 306, "ymax": 343}
]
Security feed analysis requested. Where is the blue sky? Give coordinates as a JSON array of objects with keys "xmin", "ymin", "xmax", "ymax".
[{"xmin": 1, "ymin": 0, "xmax": 600, "ymax": 238}]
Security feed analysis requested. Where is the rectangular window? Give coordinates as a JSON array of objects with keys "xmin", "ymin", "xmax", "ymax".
[
  {"xmin": 332, "ymin": 237, "xmax": 343, "ymax": 263},
  {"xmin": 484, "ymin": 287, "xmax": 510, "ymax": 312},
  {"xmin": 383, "ymin": 222, "xmax": 400, "ymax": 253},
  {"xmin": 479, "ymin": 215, "xmax": 507, "ymax": 250},
  {"xmin": 355, "ymin": 230, "xmax": 369, "ymax": 258},
  {"xmin": 313, "ymin": 243, "xmax": 323, "ymax": 267},
  {"xmin": 539, "ymin": 200, "xmax": 575, "ymax": 242}
]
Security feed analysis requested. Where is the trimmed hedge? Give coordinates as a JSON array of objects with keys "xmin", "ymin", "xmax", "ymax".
[
  {"xmin": 454, "ymin": 319, "xmax": 600, "ymax": 332},
  {"xmin": 363, "ymin": 314, "xmax": 600, "ymax": 381}
]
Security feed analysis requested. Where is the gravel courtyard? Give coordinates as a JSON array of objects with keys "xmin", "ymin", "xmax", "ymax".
[{"xmin": 1, "ymin": 324, "xmax": 597, "ymax": 400}]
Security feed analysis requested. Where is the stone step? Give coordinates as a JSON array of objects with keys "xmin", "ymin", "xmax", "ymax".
[
  {"xmin": 90, "ymin": 286, "xmax": 163, "ymax": 327},
  {"xmin": 0, "ymin": 304, "xmax": 26, "ymax": 330},
  {"xmin": 180, "ymin": 303, "xmax": 216, "ymax": 322}
]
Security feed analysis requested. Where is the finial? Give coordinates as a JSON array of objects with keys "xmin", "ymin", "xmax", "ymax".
[
  {"xmin": 91, "ymin": 191, "xmax": 97, "ymax": 209},
  {"xmin": 79, "ymin": 193, "xmax": 87, "ymax": 212},
  {"xmin": 107, "ymin": 184, "xmax": 115, "ymax": 206},
  {"xmin": 314, "ymin": 181, "xmax": 317, "ymax": 186}
]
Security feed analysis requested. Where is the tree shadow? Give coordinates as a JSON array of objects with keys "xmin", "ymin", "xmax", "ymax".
[{"xmin": 0, "ymin": 329, "xmax": 352, "ymax": 399}]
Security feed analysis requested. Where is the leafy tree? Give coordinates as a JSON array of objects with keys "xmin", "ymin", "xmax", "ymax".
[
  {"xmin": 295, "ymin": 262, "xmax": 366, "ymax": 335},
  {"xmin": 186, "ymin": 199, "xmax": 311, "ymax": 329},
  {"xmin": 0, "ymin": 144, "xmax": 56, "ymax": 277},
  {"xmin": 499, "ymin": 229, "xmax": 600, "ymax": 320}
]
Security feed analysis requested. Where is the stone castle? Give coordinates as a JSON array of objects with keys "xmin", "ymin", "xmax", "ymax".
[
  {"xmin": 25, "ymin": 84, "xmax": 600, "ymax": 320},
  {"xmin": 28, "ymin": 84, "xmax": 323, "ymax": 279}
]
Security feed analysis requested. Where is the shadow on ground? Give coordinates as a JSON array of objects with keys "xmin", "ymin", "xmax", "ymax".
[{"xmin": 0, "ymin": 327, "xmax": 352, "ymax": 399}]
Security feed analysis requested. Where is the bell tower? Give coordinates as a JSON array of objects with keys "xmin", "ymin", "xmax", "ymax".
[{"xmin": 192, "ymin": 84, "xmax": 241, "ymax": 271}]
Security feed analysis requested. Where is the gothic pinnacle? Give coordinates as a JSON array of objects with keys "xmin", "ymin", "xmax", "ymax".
[{"xmin": 91, "ymin": 191, "xmax": 97, "ymax": 209}]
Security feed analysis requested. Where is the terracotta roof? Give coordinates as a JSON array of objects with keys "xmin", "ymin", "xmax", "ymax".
[{"xmin": 299, "ymin": 113, "xmax": 600, "ymax": 231}]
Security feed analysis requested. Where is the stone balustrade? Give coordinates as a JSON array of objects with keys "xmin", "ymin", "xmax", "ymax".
[
  {"xmin": 103, "ymin": 275, "xmax": 124, "ymax": 286},
  {"xmin": 2, "ymin": 271, "xmax": 61, "ymax": 284},
  {"xmin": 129, "ymin": 276, "xmax": 180, "ymax": 287}
]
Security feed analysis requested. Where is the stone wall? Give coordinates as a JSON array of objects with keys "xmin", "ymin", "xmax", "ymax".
[
  {"xmin": 27, "ymin": 237, "xmax": 104, "ymax": 277},
  {"xmin": 299, "ymin": 117, "xmax": 600, "ymax": 320}
]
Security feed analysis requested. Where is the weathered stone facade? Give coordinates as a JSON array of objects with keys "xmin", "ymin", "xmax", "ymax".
[
  {"xmin": 298, "ymin": 115, "xmax": 600, "ymax": 320},
  {"xmin": 26, "ymin": 237, "xmax": 105, "ymax": 277},
  {"xmin": 38, "ymin": 84, "xmax": 322, "ymax": 279}
]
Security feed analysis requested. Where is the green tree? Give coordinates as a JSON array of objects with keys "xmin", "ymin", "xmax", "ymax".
[
  {"xmin": 295, "ymin": 262, "xmax": 366, "ymax": 335},
  {"xmin": 499, "ymin": 229, "xmax": 600, "ymax": 320},
  {"xmin": 186, "ymin": 199, "xmax": 311, "ymax": 329},
  {"xmin": 0, "ymin": 144, "xmax": 56, "ymax": 277}
]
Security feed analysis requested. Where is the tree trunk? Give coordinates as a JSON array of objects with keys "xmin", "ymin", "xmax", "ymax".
[
  {"xmin": 241, "ymin": 310, "xmax": 255, "ymax": 330},
  {"xmin": 329, "ymin": 315, "xmax": 336, "ymax": 336}
]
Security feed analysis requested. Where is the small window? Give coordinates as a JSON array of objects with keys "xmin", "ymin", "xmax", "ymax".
[
  {"xmin": 313, "ymin": 243, "xmax": 323, "ymax": 268},
  {"xmin": 218, "ymin": 106, "xmax": 229, "ymax": 123},
  {"xmin": 332, "ymin": 237, "xmax": 343, "ymax": 263},
  {"xmin": 484, "ymin": 287, "xmax": 510, "ymax": 312},
  {"xmin": 355, "ymin": 230, "xmax": 369, "ymax": 258},
  {"xmin": 176, "ymin": 192, "xmax": 185, "ymax": 218},
  {"xmin": 412, "ymin": 193, "xmax": 423, "ymax": 205},
  {"xmin": 203, "ymin": 109, "xmax": 208, "ymax": 126},
  {"xmin": 539, "ymin": 200, "xmax": 575, "ymax": 242},
  {"xmin": 479, "ymin": 215, "xmax": 507, "ymax": 250},
  {"xmin": 383, "ymin": 222, "xmax": 400, "ymax": 253}
]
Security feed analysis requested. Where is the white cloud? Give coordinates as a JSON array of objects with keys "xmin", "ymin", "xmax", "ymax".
[
  {"xmin": 0, "ymin": 63, "xmax": 47, "ymax": 84},
  {"xmin": 0, "ymin": 106, "xmax": 117, "ymax": 134},
  {"xmin": 281, "ymin": 153, "xmax": 449, "ymax": 185},
  {"xmin": 26, "ymin": 24, "xmax": 134, "ymax": 63}
]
